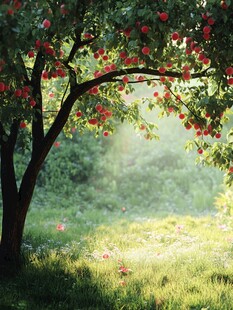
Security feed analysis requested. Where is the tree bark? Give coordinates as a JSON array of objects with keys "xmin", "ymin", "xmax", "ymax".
[{"xmin": 0, "ymin": 122, "xmax": 23, "ymax": 274}]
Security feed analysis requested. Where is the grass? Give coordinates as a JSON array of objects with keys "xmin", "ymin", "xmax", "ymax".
[{"xmin": 1, "ymin": 207, "xmax": 233, "ymax": 310}]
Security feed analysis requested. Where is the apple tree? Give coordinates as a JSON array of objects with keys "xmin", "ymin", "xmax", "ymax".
[{"xmin": 0, "ymin": 0, "xmax": 232, "ymax": 268}]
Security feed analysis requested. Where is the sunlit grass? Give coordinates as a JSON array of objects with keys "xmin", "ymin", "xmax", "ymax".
[{"xmin": 1, "ymin": 207, "xmax": 232, "ymax": 309}]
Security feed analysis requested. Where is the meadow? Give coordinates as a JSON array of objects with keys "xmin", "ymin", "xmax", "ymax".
[{"xmin": 1, "ymin": 87, "xmax": 233, "ymax": 309}]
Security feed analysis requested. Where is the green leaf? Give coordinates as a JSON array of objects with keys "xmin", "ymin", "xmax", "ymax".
[{"xmin": 208, "ymin": 81, "xmax": 218, "ymax": 96}]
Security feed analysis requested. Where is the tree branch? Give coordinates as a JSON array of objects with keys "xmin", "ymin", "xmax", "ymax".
[
  {"xmin": 73, "ymin": 67, "xmax": 210, "ymax": 95},
  {"xmin": 0, "ymin": 122, "xmax": 5, "ymax": 146},
  {"xmin": 17, "ymin": 53, "xmax": 30, "ymax": 85},
  {"xmin": 167, "ymin": 86, "xmax": 204, "ymax": 121},
  {"xmin": 110, "ymin": 78, "xmax": 161, "ymax": 83},
  {"xmin": 30, "ymin": 51, "xmax": 45, "ymax": 156}
]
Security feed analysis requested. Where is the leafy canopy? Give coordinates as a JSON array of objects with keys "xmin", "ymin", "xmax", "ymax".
[{"xmin": 0, "ymin": 0, "xmax": 233, "ymax": 183}]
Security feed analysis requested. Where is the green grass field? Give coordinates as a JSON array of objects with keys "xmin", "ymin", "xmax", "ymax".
[{"xmin": 1, "ymin": 208, "xmax": 233, "ymax": 310}]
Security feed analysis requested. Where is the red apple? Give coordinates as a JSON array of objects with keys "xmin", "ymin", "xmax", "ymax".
[
  {"xmin": 93, "ymin": 52, "xmax": 99, "ymax": 59},
  {"xmin": 30, "ymin": 100, "xmax": 36, "ymax": 107},
  {"xmin": 225, "ymin": 67, "xmax": 233, "ymax": 76},
  {"xmin": 35, "ymin": 39, "xmax": 41, "ymax": 49},
  {"xmin": 20, "ymin": 122, "xmax": 26, "ymax": 128},
  {"xmin": 22, "ymin": 92, "xmax": 28, "ymax": 99},
  {"xmin": 164, "ymin": 92, "xmax": 171, "ymax": 99},
  {"xmin": 122, "ymin": 76, "xmax": 129, "ymax": 83},
  {"xmin": 139, "ymin": 124, "xmax": 146, "ymax": 130},
  {"xmin": 91, "ymin": 86, "xmax": 99, "ymax": 94},
  {"xmin": 27, "ymin": 50, "xmax": 34, "ymax": 58},
  {"xmin": 203, "ymin": 33, "xmax": 210, "ymax": 40},
  {"xmin": 124, "ymin": 57, "xmax": 132, "ymax": 65},
  {"xmin": 198, "ymin": 54, "xmax": 205, "ymax": 61},
  {"xmin": 142, "ymin": 46, "xmax": 150, "ymax": 55},
  {"xmin": 88, "ymin": 118, "xmax": 98, "ymax": 125},
  {"xmin": 194, "ymin": 46, "xmax": 201, "ymax": 54},
  {"xmin": 182, "ymin": 65, "xmax": 190, "ymax": 71},
  {"xmin": 179, "ymin": 113, "xmax": 185, "ymax": 119},
  {"xmin": 228, "ymin": 78, "xmax": 233, "ymax": 85},
  {"xmin": 14, "ymin": 89, "xmax": 22, "ymax": 97},
  {"xmin": 202, "ymin": 58, "xmax": 210, "ymax": 65},
  {"xmin": 110, "ymin": 63, "xmax": 117, "ymax": 71},
  {"xmin": 41, "ymin": 70, "xmax": 49, "ymax": 80},
  {"xmin": 185, "ymin": 124, "xmax": 192, "ymax": 130},
  {"xmin": 132, "ymin": 57, "xmax": 139, "ymax": 63},
  {"xmin": 0, "ymin": 82, "xmax": 5, "ymax": 92},
  {"xmin": 119, "ymin": 51, "xmax": 127, "ymax": 59},
  {"xmin": 202, "ymin": 13, "xmax": 208, "ymax": 20},
  {"xmin": 7, "ymin": 9, "xmax": 14, "ymax": 15},
  {"xmin": 51, "ymin": 71, "xmax": 58, "ymax": 78},
  {"xmin": 42, "ymin": 19, "xmax": 51, "ymax": 29},
  {"xmin": 158, "ymin": 67, "xmax": 166, "ymax": 74},
  {"xmin": 159, "ymin": 12, "xmax": 168, "ymax": 22},
  {"xmin": 141, "ymin": 26, "xmax": 149, "ymax": 33},
  {"xmin": 171, "ymin": 32, "xmax": 179, "ymax": 40},
  {"xmin": 104, "ymin": 65, "xmax": 111, "ymax": 72},
  {"xmin": 182, "ymin": 71, "xmax": 191, "ymax": 81},
  {"xmin": 102, "ymin": 55, "xmax": 109, "ymax": 61},
  {"xmin": 203, "ymin": 26, "xmax": 211, "ymax": 34},
  {"xmin": 98, "ymin": 48, "xmax": 105, "ymax": 55},
  {"xmin": 76, "ymin": 111, "xmax": 82, "ymax": 117},
  {"xmin": 207, "ymin": 18, "xmax": 215, "ymax": 25},
  {"xmin": 14, "ymin": 1, "xmax": 21, "ymax": 10},
  {"xmin": 221, "ymin": 1, "xmax": 228, "ymax": 9},
  {"xmin": 95, "ymin": 104, "xmax": 102, "ymax": 112}
]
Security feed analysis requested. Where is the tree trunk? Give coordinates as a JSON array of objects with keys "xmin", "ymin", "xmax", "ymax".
[
  {"xmin": 0, "ymin": 203, "xmax": 26, "ymax": 273},
  {"xmin": 0, "ymin": 121, "xmax": 26, "ymax": 274}
]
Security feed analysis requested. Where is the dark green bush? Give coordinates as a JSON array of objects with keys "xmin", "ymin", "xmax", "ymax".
[{"xmin": 12, "ymin": 131, "xmax": 106, "ymax": 197}]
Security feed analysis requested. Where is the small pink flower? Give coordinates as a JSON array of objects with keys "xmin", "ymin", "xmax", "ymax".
[
  {"xmin": 56, "ymin": 224, "xmax": 65, "ymax": 231},
  {"xmin": 118, "ymin": 265, "xmax": 132, "ymax": 275},
  {"xmin": 175, "ymin": 224, "xmax": 184, "ymax": 233},
  {"xmin": 218, "ymin": 224, "xmax": 228, "ymax": 231},
  {"xmin": 102, "ymin": 253, "xmax": 110, "ymax": 259}
]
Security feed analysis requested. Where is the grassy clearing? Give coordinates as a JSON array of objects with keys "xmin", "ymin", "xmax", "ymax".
[{"xmin": 1, "ymin": 208, "xmax": 233, "ymax": 310}]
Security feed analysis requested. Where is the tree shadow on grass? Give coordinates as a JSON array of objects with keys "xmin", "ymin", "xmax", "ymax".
[{"xmin": 0, "ymin": 260, "xmax": 116, "ymax": 310}]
